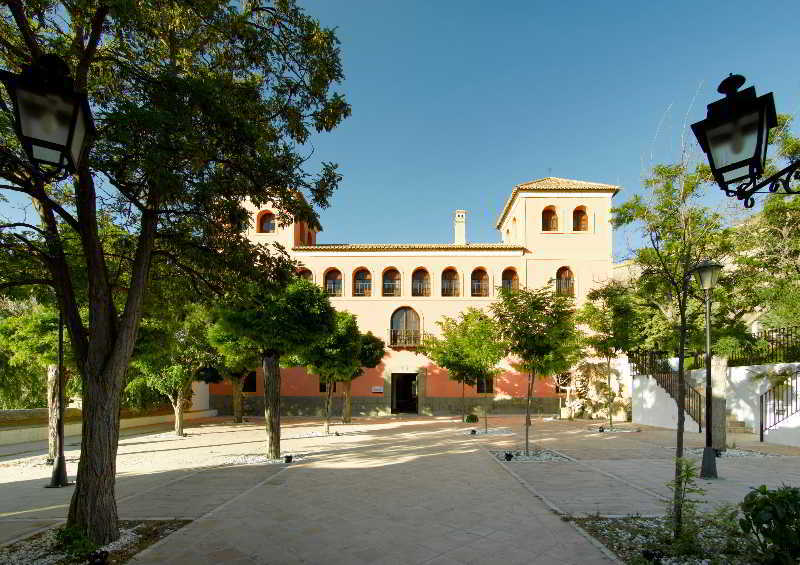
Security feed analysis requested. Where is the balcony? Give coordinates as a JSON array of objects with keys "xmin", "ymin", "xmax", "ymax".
[
  {"xmin": 441, "ymin": 280, "xmax": 460, "ymax": 297},
  {"xmin": 390, "ymin": 329, "xmax": 421, "ymax": 347},
  {"xmin": 383, "ymin": 280, "xmax": 401, "ymax": 297},
  {"xmin": 325, "ymin": 281, "xmax": 342, "ymax": 296},
  {"xmin": 412, "ymin": 281, "xmax": 431, "ymax": 297},
  {"xmin": 354, "ymin": 280, "xmax": 372, "ymax": 297},
  {"xmin": 471, "ymin": 281, "xmax": 489, "ymax": 297},
  {"xmin": 501, "ymin": 279, "xmax": 519, "ymax": 291},
  {"xmin": 555, "ymin": 279, "xmax": 574, "ymax": 297}
]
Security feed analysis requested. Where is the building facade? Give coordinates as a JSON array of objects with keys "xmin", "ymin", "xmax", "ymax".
[{"xmin": 209, "ymin": 177, "xmax": 620, "ymax": 417}]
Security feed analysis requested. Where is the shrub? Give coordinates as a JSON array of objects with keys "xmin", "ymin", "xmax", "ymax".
[
  {"xmin": 55, "ymin": 525, "xmax": 97, "ymax": 557},
  {"xmin": 665, "ymin": 458, "xmax": 706, "ymax": 556},
  {"xmin": 739, "ymin": 485, "xmax": 800, "ymax": 563},
  {"xmin": 464, "ymin": 414, "xmax": 479, "ymax": 423}
]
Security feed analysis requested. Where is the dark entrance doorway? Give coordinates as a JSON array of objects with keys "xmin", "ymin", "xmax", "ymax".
[{"xmin": 391, "ymin": 373, "xmax": 418, "ymax": 414}]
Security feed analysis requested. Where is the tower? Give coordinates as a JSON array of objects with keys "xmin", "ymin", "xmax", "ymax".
[{"xmin": 453, "ymin": 210, "xmax": 467, "ymax": 245}]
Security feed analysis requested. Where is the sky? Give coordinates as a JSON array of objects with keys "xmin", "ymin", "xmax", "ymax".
[{"xmin": 296, "ymin": 0, "xmax": 800, "ymax": 260}]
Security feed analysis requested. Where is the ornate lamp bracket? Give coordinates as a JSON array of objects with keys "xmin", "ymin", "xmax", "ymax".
[{"xmin": 732, "ymin": 161, "xmax": 800, "ymax": 208}]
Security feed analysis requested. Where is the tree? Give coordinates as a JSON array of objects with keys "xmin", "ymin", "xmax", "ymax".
[
  {"xmin": 341, "ymin": 331, "xmax": 385, "ymax": 424},
  {"xmin": 207, "ymin": 320, "xmax": 260, "ymax": 424},
  {"xmin": 215, "ymin": 278, "xmax": 335, "ymax": 458},
  {"xmin": 296, "ymin": 311, "xmax": 361, "ymax": 434},
  {"xmin": 132, "ymin": 304, "xmax": 219, "ymax": 436},
  {"xmin": 0, "ymin": 0, "xmax": 349, "ymax": 543},
  {"xmin": 577, "ymin": 280, "xmax": 636, "ymax": 429},
  {"xmin": 420, "ymin": 308, "xmax": 505, "ymax": 422},
  {"xmin": 613, "ymin": 162, "xmax": 728, "ymax": 539},
  {"xmin": 491, "ymin": 286, "xmax": 579, "ymax": 455}
]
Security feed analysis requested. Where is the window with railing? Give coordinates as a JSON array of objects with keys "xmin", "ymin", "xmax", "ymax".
[
  {"xmin": 324, "ymin": 269, "xmax": 342, "ymax": 296},
  {"xmin": 390, "ymin": 307, "xmax": 421, "ymax": 347},
  {"xmin": 258, "ymin": 212, "xmax": 276, "ymax": 233},
  {"xmin": 353, "ymin": 269, "xmax": 371, "ymax": 297},
  {"xmin": 573, "ymin": 206, "xmax": 588, "ymax": 231},
  {"xmin": 501, "ymin": 268, "xmax": 519, "ymax": 291},
  {"xmin": 383, "ymin": 268, "xmax": 401, "ymax": 297},
  {"xmin": 471, "ymin": 269, "xmax": 489, "ymax": 297},
  {"xmin": 441, "ymin": 269, "xmax": 460, "ymax": 297},
  {"xmin": 412, "ymin": 269, "xmax": 430, "ymax": 297},
  {"xmin": 542, "ymin": 206, "xmax": 558, "ymax": 231},
  {"xmin": 555, "ymin": 267, "xmax": 574, "ymax": 297}
]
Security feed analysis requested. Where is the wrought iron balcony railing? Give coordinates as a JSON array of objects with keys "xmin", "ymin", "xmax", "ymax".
[
  {"xmin": 383, "ymin": 281, "xmax": 401, "ymax": 296},
  {"xmin": 325, "ymin": 281, "xmax": 342, "ymax": 296},
  {"xmin": 353, "ymin": 280, "xmax": 372, "ymax": 296},
  {"xmin": 471, "ymin": 281, "xmax": 489, "ymax": 297},
  {"xmin": 441, "ymin": 280, "xmax": 460, "ymax": 297},
  {"xmin": 412, "ymin": 281, "xmax": 431, "ymax": 296},
  {"xmin": 501, "ymin": 279, "xmax": 519, "ymax": 291},
  {"xmin": 390, "ymin": 329, "xmax": 421, "ymax": 347},
  {"xmin": 555, "ymin": 279, "xmax": 574, "ymax": 297}
]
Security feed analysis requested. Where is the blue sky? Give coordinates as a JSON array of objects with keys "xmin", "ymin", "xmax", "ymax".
[{"xmin": 299, "ymin": 0, "xmax": 800, "ymax": 260}]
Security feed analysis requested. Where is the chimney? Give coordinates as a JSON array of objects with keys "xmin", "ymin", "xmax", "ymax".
[{"xmin": 454, "ymin": 210, "xmax": 467, "ymax": 245}]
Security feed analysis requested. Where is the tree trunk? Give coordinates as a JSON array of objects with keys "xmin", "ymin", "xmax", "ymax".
[
  {"xmin": 173, "ymin": 401, "xmax": 184, "ymax": 437},
  {"xmin": 461, "ymin": 381, "xmax": 466, "ymax": 422},
  {"xmin": 342, "ymin": 380, "xmax": 352, "ymax": 424},
  {"xmin": 607, "ymin": 357, "xmax": 613, "ymax": 431},
  {"xmin": 263, "ymin": 352, "xmax": 281, "ymax": 459},
  {"xmin": 525, "ymin": 373, "xmax": 534, "ymax": 456},
  {"xmin": 67, "ymin": 367, "xmax": 125, "ymax": 545},
  {"xmin": 566, "ymin": 380, "xmax": 573, "ymax": 419},
  {"xmin": 47, "ymin": 364, "xmax": 59, "ymax": 464},
  {"xmin": 324, "ymin": 383, "xmax": 333, "ymax": 434},
  {"xmin": 231, "ymin": 377, "xmax": 244, "ymax": 424},
  {"xmin": 673, "ymin": 307, "xmax": 688, "ymax": 540}
]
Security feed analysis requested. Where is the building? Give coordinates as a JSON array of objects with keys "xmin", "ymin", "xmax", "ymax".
[{"xmin": 208, "ymin": 177, "xmax": 620, "ymax": 417}]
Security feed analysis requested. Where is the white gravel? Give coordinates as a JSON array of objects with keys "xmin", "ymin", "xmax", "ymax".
[
  {"xmin": 680, "ymin": 446, "xmax": 785, "ymax": 458},
  {"xmin": 586, "ymin": 426, "xmax": 640, "ymax": 433},
  {"xmin": 463, "ymin": 428, "xmax": 514, "ymax": 436},
  {"xmin": 217, "ymin": 453, "xmax": 307, "ymax": 466},
  {"xmin": 490, "ymin": 449, "xmax": 572, "ymax": 463},
  {"xmin": 0, "ymin": 525, "xmax": 140, "ymax": 565}
]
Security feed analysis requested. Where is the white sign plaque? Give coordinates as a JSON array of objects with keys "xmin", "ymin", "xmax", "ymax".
[{"xmin": 371, "ymin": 386, "xmax": 384, "ymax": 393}]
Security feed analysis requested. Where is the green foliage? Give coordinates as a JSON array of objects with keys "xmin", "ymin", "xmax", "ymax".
[
  {"xmin": 215, "ymin": 278, "xmax": 335, "ymax": 358},
  {"xmin": 490, "ymin": 286, "xmax": 579, "ymax": 379},
  {"xmin": 578, "ymin": 280, "xmax": 636, "ymax": 359},
  {"xmin": 739, "ymin": 485, "xmax": 800, "ymax": 563},
  {"xmin": 464, "ymin": 414, "xmax": 479, "ymax": 423},
  {"xmin": 665, "ymin": 458, "xmax": 706, "ymax": 556},
  {"xmin": 297, "ymin": 311, "xmax": 362, "ymax": 385},
  {"xmin": 355, "ymin": 332, "xmax": 386, "ymax": 378},
  {"xmin": 420, "ymin": 308, "xmax": 505, "ymax": 387},
  {"xmin": 55, "ymin": 525, "xmax": 98, "ymax": 557}
]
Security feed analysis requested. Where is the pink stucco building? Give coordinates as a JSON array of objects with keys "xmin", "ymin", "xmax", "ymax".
[{"xmin": 209, "ymin": 177, "xmax": 620, "ymax": 416}]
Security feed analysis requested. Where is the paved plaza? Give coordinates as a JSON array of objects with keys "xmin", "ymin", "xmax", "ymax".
[{"xmin": 0, "ymin": 417, "xmax": 798, "ymax": 564}]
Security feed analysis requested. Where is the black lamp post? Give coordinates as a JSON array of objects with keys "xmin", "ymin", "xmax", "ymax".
[
  {"xmin": 691, "ymin": 74, "xmax": 800, "ymax": 208},
  {"xmin": 1, "ymin": 55, "xmax": 94, "ymax": 488},
  {"xmin": 692, "ymin": 260, "xmax": 723, "ymax": 479}
]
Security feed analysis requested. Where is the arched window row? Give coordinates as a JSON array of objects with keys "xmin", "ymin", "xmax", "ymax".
[
  {"xmin": 307, "ymin": 267, "xmax": 522, "ymax": 298},
  {"xmin": 540, "ymin": 206, "xmax": 591, "ymax": 233}
]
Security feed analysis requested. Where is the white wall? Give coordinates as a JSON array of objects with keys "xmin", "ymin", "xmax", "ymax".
[
  {"xmin": 191, "ymin": 381, "xmax": 210, "ymax": 411},
  {"xmin": 765, "ymin": 410, "xmax": 800, "ymax": 448},
  {"xmin": 632, "ymin": 373, "xmax": 701, "ymax": 432},
  {"xmin": 725, "ymin": 362, "xmax": 800, "ymax": 435}
]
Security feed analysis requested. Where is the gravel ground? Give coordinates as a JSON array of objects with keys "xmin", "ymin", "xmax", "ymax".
[
  {"xmin": 463, "ymin": 427, "xmax": 514, "ymax": 436},
  {"xmin": 489, "ymin": 449, "xmax": 573, "ymax": 462},
  {"xmin": 675, "ymin": 446, "xmax": 787, "ymax": 458},
  {"xmin": 216, "ymin": 453, "xmax": 308, "ymax": 465}
]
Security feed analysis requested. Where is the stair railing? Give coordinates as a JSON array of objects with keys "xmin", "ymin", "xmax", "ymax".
[{"xmin": 759, "ymin": 369, "xmax": 799, "ymax": 442}]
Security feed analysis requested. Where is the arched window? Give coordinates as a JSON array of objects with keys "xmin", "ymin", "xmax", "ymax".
[
  {"xmin": 298, "ymin": 269, "xmax": 313, "ymax": 281},
  {"xmin": 412, "ymin": 268, "xmax": 430, "ymax": 297},
  {"xmin": 501, "ymin": 268, "xmax": 519, "ymax": 291},
  {"xmin": 324, "ymin": 269, "xmax": 342, "ymax": 296},
  {"xmin": 441, "ymin": 268, "xmax": 460, "ymax": 297},
  {"xmin": 471, "ymin": 268, "xmax": 489, "ymax": 297},
  {"xmin": 390, "ymin": 307, "xmax": 420, "ymax": 346},
  {"xmin": 573, "ymin": 206, "xmax": 588, "ymax": 231},
  {"xmin": 353, "ymin": 268, "xmax": 372, "ymax": 297},
  {"xmin": 512, "ymin": 217, "xmax": 518, "ymax": 241},
  {"xmin": 542, "ymin": 206, "xmax": 558, "ymax": 232},
  {"xmin": 556, "ymin": 266, "xmax": 574, "ymax": 296},
  {"xmin": 383, "ymin": 268, "xmax": 401, "ymax": 296},
  {"xmin": 258, "ymin": 212, "xmax": 276, "ymax": 233}
]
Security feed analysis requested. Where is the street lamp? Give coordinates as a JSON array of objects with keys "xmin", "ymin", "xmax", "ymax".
[
  {"xmin": 0, "ymin": 54, "xmax": 94, "ymax": 176},
  {"xmin": 692, "ymin": 259, "xmax": 723, "ymax": 479},
  {"xmin": 1, "ymin": 55, "xmax": 94, "ymax": 488},
  {"xmin": 691, "ymin": 74, "xmax": 800, "ymax": 209}
]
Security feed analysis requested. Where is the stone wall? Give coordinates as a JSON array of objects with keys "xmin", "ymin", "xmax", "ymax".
[{"xmin": 211, "ymin": 394, "xmax": 559, "ymax": 418}]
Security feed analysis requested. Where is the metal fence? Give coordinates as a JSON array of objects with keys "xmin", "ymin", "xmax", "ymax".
[
  {"xmin": 729, "ymin": 327, "xmax": 800, "ymax": 367},
  {"xmin": 390, "ymin": 329, "xmax": 421, "ymax": 347},
  {"xmin": 759, "ymin": 369, "xmax": 799, "ymax": 441},
  {"xmin": 412, "ymin": 281, "xmax": 431, "ymax": 296}
]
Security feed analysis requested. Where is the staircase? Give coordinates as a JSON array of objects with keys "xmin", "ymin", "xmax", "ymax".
[
  {"xmin": 726, "ymin": 415, "xmax": 749, "ymax": 434},
  {"xmin": 759, "ymin": 369, "xmax": 799, "ymax": 442},
  {"xmin": 629, "ymin": 351, "xmax": 704, "ymax": 432}
]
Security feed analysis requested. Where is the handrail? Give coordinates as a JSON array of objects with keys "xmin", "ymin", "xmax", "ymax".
[{"xmin": 759, "ymin": 369, "xmax": 799, "ymax": 441}]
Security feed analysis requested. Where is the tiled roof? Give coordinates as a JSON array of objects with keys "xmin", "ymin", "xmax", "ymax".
[
  {"xmin": 293, "ymin": 243, "xmax": 524, "ymax": 252},
  {"xmin": 496, "ymin": 177, "xmax": 621, "ymax": 229}
]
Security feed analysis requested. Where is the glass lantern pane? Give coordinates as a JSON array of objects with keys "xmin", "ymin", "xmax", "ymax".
[
  {"xmin": 708, "ymin": 111, "xmax": 759, "ymax": 170},
  {"xmin": 31, "ymin": 144, "xmax": 63, "ymax": 165},
  {"xmin": 70, "ymin": 104, "xmax": 86, "ymax": 167},
  {"xmin": 17, "ymin": 89, "xmax": 73, "ymax": 148}
]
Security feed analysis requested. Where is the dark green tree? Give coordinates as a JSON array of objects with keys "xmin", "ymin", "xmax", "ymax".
[
  {"xmin": 341, "ymin": 331, "xmax": 385, "ymax": 424},
  {"xmin": 215, "ymin": 278, "xmax": 335, "ymax": 458},
  {"xmin": 491, "ymin": 286, "xmax": 579, "ymax": 455},
  {"xmin": 207, "ymin": 320, "xmax": 260, "ymax": 424},
  {"xmin": 0, "ymin": 0, "xmax": 349, "ymax": 543},
  {"xmin": 420, "ymin": 308, "xmax": 505, "ymax": 423}
]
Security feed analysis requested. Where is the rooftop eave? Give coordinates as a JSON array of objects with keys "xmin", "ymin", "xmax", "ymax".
[{"xmin": 293, "ymin": 243, "xmax": 525, "ymax": 252}]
